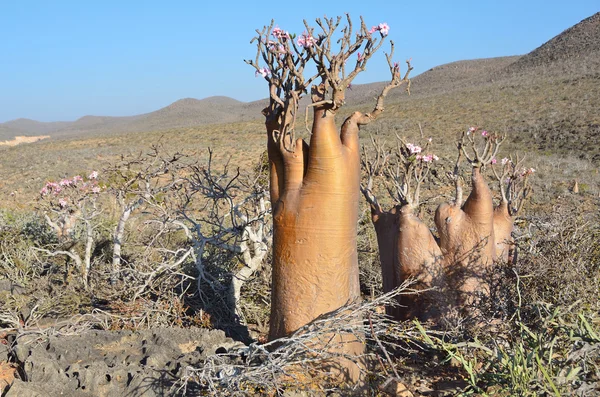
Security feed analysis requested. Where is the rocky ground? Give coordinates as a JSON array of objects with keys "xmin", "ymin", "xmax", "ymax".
[{"xmin": 1, "ymin": 327, "xmax": 242, "ymax": 397}]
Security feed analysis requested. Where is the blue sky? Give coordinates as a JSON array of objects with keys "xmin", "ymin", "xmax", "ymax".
[{"xmin": 0, "ymin": 0, "xmax": 597, "ymax": 122}]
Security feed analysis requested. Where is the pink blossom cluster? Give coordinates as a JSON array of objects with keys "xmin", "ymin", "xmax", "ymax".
[
  {"xmin": 369, "ymin": 22, "xmax": 390, "ymax": 36},
  {"xmin": 501, "ymin": 157, "xmax": 510, "ymax": 165},
  {"xmin": 406, "ymin": 143, "xmax": 422, "ymax": 154},
  {"xmin": 416, "ymin": 154, "xmax": 439, "ymax": 162},
  {"xmin": 522, "ymin": 167, "xmax": 536, "ymax": 176},
  {"xmin": 40, "ymin": 171, "xmax": 102, "ymax": 207},
  {"xmin": 255, "ymin": 67, "xmax": 271, "ymax": 78},
  {"xmin": 297, "ymin": 32, "xmax": 316, "ymax": 48},
  {"xmin": 267, "ymin": 41, "xmax": 286, "ymax": 54},
  {"xmin": 272, "ymin": 26, "xmax": 289, "ymax": 39}
]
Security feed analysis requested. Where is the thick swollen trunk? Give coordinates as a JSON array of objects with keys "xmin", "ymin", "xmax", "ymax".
[
  {"xmin": 269, "ymin": 105, "xmax": 361, "ymax": 338},
  {"xmin": 372, "ymin": 206, "xmax": 443, "ymax": 321},
  {"xmin": 267, "ymin": 99, "xmax": 365, "ymax": 381},
  {"xmin": 435, "ymin": 167, "xmax": 496, "ymax": 305},
  {"xmin": 461, "ymin": 167, "xmax": 496, "ymax": 265},
  {"xmin": 493, "ymin": 201, "xmax": 514, "ymax": 263}
]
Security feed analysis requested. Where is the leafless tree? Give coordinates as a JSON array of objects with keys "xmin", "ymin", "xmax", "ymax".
[
  {"xmin": 104, "ymin": 144, "xmax": 189, "ymax": 284},
  {"xmin": 173, "ymin": 150, "xmax": 272, "ymax": 324}
]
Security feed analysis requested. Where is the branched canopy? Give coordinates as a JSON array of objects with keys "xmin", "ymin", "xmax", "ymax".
[
  {"xmin": 361, "ymin": 132, "xmax": 439, "ymax": 212},
  {"xmin": 492, "ymin": 155, "xmax": 534, "ymax": 215},
  {"xmin": 246, "ymin": 14, "xmax": 412, "ymax": 151}
]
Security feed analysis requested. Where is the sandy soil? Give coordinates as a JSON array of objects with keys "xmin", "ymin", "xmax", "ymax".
[{"xmin": 0, "ymin": 135, "xmax": 50, "ymax": 146}]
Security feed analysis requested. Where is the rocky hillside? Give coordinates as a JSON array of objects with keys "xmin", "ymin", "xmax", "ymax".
[{"xmin": 504, "ymin": 11, "xmax": 600, "ymax": 75}]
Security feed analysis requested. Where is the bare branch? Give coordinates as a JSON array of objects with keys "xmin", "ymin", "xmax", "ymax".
[
  {"xmin": 492, "ymin": 154, "xmax": 534, "ymax": 215},
  {"xmin": 460, "ymin": 127, "xmax": 507, "ymax": 167}
]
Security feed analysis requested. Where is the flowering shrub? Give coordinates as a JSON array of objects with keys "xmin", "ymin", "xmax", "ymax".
[
  {"xmin": 36, "ymin": 171, "xmax": 104, "ymax": 288},
  {"xmin": 40, "ymin": 171, "xmax": 102, "ymax": 211}
]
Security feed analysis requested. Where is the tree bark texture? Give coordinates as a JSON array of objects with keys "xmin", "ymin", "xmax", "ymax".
[
  {"xmin": 268, "ymin": 100, "xmax": 362, "ymax": 340},
  {"xmin": 493, "ymin": 201, "xmax": 514, "ymax": 263},
  {"xmin": 372, "ymin": 205, "xmax": 444, "ymax": 320},
  {"xmin": 435, "ymin": 166, "xmax": 496, "ymax": 305}
]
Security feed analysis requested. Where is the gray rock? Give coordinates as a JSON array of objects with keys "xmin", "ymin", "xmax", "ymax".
[
  {"xmin": 0, "ymin": 342, "xmax": 10, "ymax": 362},
  {"xmin": 8, "ymin": 327, "xmax": 238, "ymax": 397},
  {"xmin": 5, "ymin": 379, "xmax": 94, "ymax": 397}
]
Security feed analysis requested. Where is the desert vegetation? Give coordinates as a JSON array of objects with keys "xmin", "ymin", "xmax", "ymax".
[{"xmin": 1, "ymin": 12, "xmax": 600, "ymax": 397}]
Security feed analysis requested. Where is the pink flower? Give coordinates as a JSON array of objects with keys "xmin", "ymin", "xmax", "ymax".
[
  {"xmin": 421, "ymin": 154, "xmax": 438, "ymax": 162},
  {"xmin": 416, "ymin": 154, "xmax": 422, "ymax": 161},
  {"xmin": 255, "ymin": 67, "xmax": 271, "ymax": 78},
  {"xmin": 272, "ymin": 26, "xmax": 289, "ymax": 39},
  {"xmin": 267, "ymin": 41, "xmax": 286, "ymax": 54},
  {"xmin": 491, "ymin": 157, "xmax": 497, "ymax": 164},
  {"xmin": 406, "ymin": 143, "xmax": 422, "ymax": 154},
  {"xmin": 378, "ymin": 23, "xmax": 390, "ymax": 36},
  {"xmin": 501, "ymin": 157, "xmax": 510, "ymax": 165},
  {"xmin": 297, "ymin": 32, "xmax": 316, "ymax": 48},
  {"xmin": 481, "ymin": 130, "xmax": 489, "ymax": 137},
  {"xmin": 92, "ymin": 186, "xmax": 101, "ymax": 194},
  {"xmin": 357, "ymin": 52, "xmax": 365, "ymax": 62},
  {"xmin": 89, "ymin": 171, "xmax": 98, "ymax": 179},
  {"xmin": 467, "ymin": 126, "xmax": 476, "ymax": 135},
  {"xmin": 73, "ymin": 175, "xmax": 83, "ymax": 183},
  {"xmin": 40, "ymin": 187, "xmax": 49, "ymax": 196},
  {"xmin": 58, "ymin": 198, "xmax": 68, "ymax": 208},
  {"xmin": 59, "ymin": 178, "xmax": 73, "ymax": 187},
  {"xmin": 369, "ymin": 23, "xmax": 390, "ymax": 36}
]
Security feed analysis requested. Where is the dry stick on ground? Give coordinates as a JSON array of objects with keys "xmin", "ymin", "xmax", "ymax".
[
  {"xmin": 177, "ymin": 282, "xmax": 425, "ymax": 396},
  {"xmin": 247, "ymin": 15, "xmax": 411, "ymax": 382},
  {"xmin": 361, "ymin": 132, "xmax": 443, "ymax": 321},
  {"xmin": 491, "ymin": 155, "xmax": 534, "ymax": 263},
  {"xmin": 434, "ymin": 128, "xmax": 506, "ymax": 311}
]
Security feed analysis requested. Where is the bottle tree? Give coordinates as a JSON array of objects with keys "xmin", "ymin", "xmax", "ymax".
[{"xmin": 246, "ymin": 15, "xmax": 411, "ymax": 371}]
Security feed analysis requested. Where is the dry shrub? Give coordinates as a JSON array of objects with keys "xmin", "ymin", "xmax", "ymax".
[{"xmin": 515, "ymin": 203, "xmax": 600, "ymax": 315}]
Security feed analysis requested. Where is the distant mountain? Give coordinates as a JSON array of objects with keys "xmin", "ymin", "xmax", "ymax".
[
  {"xmin": 0, "ymin": 125, "xmax": 24, "ymax": 141},
  {"xmin": 3, "ymin": 118, "xmax": 70, "ymax": 135},
  {"xmin": 0, "ymin": 96, "xmax": 267, "ymax": 140},
  {"xmin": 2, "ymin": 12, "xmax": 599, "ymax": 142}
]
